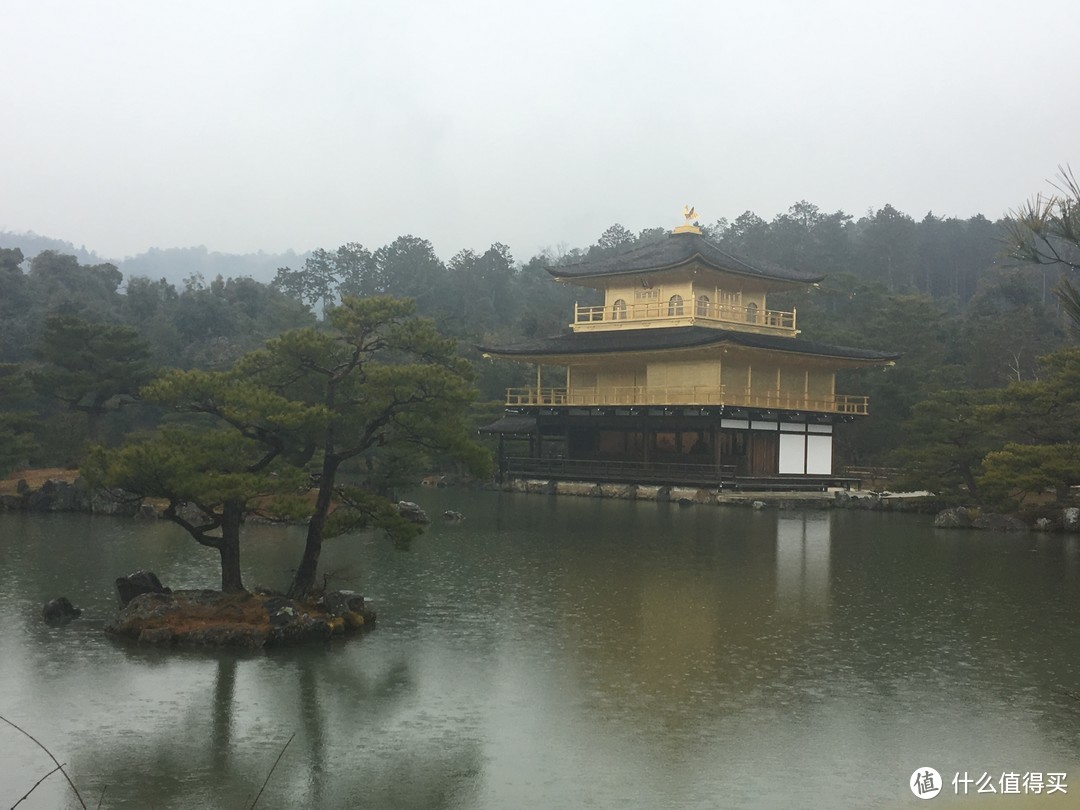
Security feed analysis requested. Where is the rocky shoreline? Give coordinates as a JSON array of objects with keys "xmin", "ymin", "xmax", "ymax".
[
  {"xmin": 5, "ymin": 472, "xmax": 1079, "ymax": 535},
  {"xmin": 493, "ymin": 478, "xmax": 1080, "ymax": 534},
  {"xmin": 0, "ymin": 474, "xmax": 148, "ymax": 517}
]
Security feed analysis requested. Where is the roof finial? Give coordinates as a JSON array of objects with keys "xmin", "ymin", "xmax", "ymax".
[{"xmin": 674, "ymin": 204, "xmax": 702, "ymax": 235}]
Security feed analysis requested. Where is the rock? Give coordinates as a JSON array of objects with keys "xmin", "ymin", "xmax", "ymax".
[
  {"xmin": 16, "ymin": 479, "xmax": 29, "ymax": 494},
  {"xmin": 0, "ymin": 494, "xmax": 23, "ymax": 512},
  {"xmin": 752, "ymin": 500, "xmax": 767, "ymax": 510},
  {"xmin": 972, "ymin": 513, "xmax": 1029, "ymax": 532},
  {"xmin": 676, "ymin": 498, "xmax": 694, "ymax": 507},
  {"xmin": 397, "ymin": 501, "xmax": 430, "ymax": 524},
  {"xmin": 138, "ymin": 628, "xmax": 175, "ymax": 645},
  {"xmin": 555, "ymin": 481, "xmax": 599, "ymax": 497},
  {"xmin": 187, "ymin": 626, "xmax": 268, "ymax": 647},
  {"xmin": 263, "ymin": 596, "xmax": 298, "ymax": 626},
  {"xmin": 42, "ymin": 596, "xmax": 82, "ymax": 625},
  {"xmin": 669, "ymin": 487, "xmax": 699, "ymax": 503},
  {"xmin": 934, "ymin": 506, "xmax": 973, "ymax": 528},
  {"xmin": 25, "ymin": 479, "xmax": 78, "ymax": 512},
  {"xmin": 87, "ymin": 485, "xmax": 140, "ymax": 517},
  {"xmin": 634, "ymin": 486, "xmax": 663, "ymax": 501},
  {"xmin": 598, "ymin": 484, "xmax": 635, "ymax": 499},
  {"xmin": 338, "ymin": 590, "xmax": 367, "ymax": 613},
  {"xmin": 442, "ymin": 510, "xmax": 465, "ymax": 522},
  {"xmin": 1035, "ymin": 517, "xmax": 1054, "ymax": 532},
  {"xmin": 115, "ymin": 570, "xmax": 171, "ymax": 607},
  {"xmin": 321, "ymin": 591, "xmax": 351, "ymax": 617},
  {"xmin": 1064, "ymin": 507, "xmax": 1080, "ymax": 532},
  {"xmin": 174, "ymin": 501, "xmax": 208, "ymax": 524}
]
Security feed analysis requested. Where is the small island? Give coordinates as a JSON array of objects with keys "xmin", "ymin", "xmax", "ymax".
[{"xmin": 107, "ymin": 580, "xmax": 375, "ymax": 648}]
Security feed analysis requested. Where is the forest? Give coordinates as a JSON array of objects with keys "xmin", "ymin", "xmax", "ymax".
[{"xmin": 1, "ymin": 189, "xmax": 1078, "ymax": 515}]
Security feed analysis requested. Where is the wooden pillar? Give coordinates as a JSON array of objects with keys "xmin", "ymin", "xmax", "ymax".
[{"xmin": 643, "ymin": 420, "xmax": 652, "ymax": 467}]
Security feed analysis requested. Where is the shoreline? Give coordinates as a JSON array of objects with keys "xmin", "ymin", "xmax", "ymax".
[{"xmin": 3, "ymin": 469, "xmax": 1078, "ymax": 535}]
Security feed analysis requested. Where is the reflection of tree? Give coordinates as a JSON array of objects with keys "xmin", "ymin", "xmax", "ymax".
[
  {"xmin": 63, "ymin": 649, "xmax": 483, "ymax": 807},
  {"xmin": 298, "ymin": 659, "xmax": 326, "ymax": 806},
  {"xmin": 210, "ymin": 653, "xmax": 237, "ymax": 779}
]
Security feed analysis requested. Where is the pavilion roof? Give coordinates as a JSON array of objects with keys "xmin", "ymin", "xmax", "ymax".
[
  {"xmin": 480, "ymin": 326, "xmax": 900, "ymax": 364},
  {"xmin": 547, "ymin": 231, "xmax": 824, "ymax": 285}
]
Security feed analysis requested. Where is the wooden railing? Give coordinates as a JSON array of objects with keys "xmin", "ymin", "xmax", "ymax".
[
  {"xmin": 505, "ymin": 386, "xmax": 869, "ymax": 415},
  {"xmin": 508, "ymin": 457, "xmax": 737, "ymax": 486},
  {"xmin": 573, "ymin": 300, "xmax": 796, "ymax": 333}
]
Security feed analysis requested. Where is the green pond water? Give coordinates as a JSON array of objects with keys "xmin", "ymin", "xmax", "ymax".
[{"xmin": 1, "ymin": 491, "xmax": 1079, "ymax": 808}]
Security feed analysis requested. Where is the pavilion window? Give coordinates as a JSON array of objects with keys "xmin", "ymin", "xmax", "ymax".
[
  {"xmin": 668, "ymin": 294, "xmax": 684, "ymax": 316},
  {"xmin": 696, "ymin": 294, "xmax": 710, "ymax": 317},
  {"xmin": 612, "ymin": 299, "xmax": 628, "ymax": 320},
  {"xmin": 746, "ymin": 301, "xmax": 758, "ymax": 323}
]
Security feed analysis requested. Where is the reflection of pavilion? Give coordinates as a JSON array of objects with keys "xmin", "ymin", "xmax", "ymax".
[
  {"xmin": 775, "ymin": 513, "xmax": 831, "ymax": 615},
  {"xmin": 548, "ymin": 508, "xmax": 839, "ymax": 703}
]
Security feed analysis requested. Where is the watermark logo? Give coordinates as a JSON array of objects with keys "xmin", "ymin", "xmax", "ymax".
[
  {"xmin": 911, "ymin": 767, "xmax": 943, "ymax": 800},
  {"xmin": 907, "ymin": 767, "xmax": 1067, "ymax": 798}
]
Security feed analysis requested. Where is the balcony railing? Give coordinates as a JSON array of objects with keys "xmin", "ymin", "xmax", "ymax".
[
  {"xmin": 505, "ymin": 386, "xmax": 869, "ymax": 415},
  {"xmin": 573, "ymin": 300, "xmax": 797, "ymax": 334}
]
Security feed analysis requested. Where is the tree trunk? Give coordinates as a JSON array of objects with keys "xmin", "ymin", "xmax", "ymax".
[
  {"xmin": 218, "ymin": 501, "xmax": 245, "ymax": 593},
  {"xmin": 287, "ymin": 456, "xmax": 340, "ymax": 598}
]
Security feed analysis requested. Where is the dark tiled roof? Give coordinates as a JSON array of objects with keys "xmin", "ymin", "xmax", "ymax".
[
  {"xmin": 480, "ymin": 326, "xmax": 900, "ymax": 363},
  {"xmin": 548, "ymin": 231, "xmax": 824, "ymax": 284}
]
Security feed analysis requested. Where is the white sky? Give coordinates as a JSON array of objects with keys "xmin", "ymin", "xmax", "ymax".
[{"xmin": 2, "ymin": 0, "xmax": 1077, "ymax": 262}]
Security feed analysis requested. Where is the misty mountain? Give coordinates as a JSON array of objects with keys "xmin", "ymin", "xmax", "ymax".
[
  {"xmin": 0, "ymin": 230, "xmax": 310, "ymax": 287},
  {"xmin": 0, "ymin": 231, "xmax": 104, "ymax": 266},
  {"xmin": 117, "ymin": 245, "xmax": 311, "ymax": 287}
]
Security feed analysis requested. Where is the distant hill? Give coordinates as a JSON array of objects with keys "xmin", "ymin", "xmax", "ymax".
[
  {"xmin": 117, "ymin": 245, "xmax": 311, "ymax": 287},
  {"xmin": 0, "ymin": 231, "xmax": 310, "ymax": 287},
  {"xmin": 0, "ymin": 231, "xmax": 104, "ymax": 266}
]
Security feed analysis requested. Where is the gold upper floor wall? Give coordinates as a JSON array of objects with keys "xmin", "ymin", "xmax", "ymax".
[{"xmin": 568, "ymin": 262, "xmax": 799, "ymax": 336}]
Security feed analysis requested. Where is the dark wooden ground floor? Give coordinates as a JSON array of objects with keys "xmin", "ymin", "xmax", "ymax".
[{"xmin": 482, "ymin": 406, "xmax": 857, "ymax": 486}]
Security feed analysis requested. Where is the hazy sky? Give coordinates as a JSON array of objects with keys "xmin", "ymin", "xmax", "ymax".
[{"xmin": 3, "ymin": 0, "xmax": 1078, "ymax": 262}]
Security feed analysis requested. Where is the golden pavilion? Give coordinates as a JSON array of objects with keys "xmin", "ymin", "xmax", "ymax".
[{"xmin": 481, "ymin": 211, "xmax": 898, "ymax": 489}]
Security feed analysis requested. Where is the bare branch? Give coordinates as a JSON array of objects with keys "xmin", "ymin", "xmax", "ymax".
[
  {"xmin": 10, "ymin": 763, "xmax": 64, "ymax": 809},
  {"xmin": 0, "ymin": 715, "xmax": 86, "ymax": 810},
  {"xmin": 249, "ymin": 732, "xmax": 295, "ymax": 809}
]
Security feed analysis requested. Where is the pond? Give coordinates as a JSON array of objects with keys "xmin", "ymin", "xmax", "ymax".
[{"xmin": 1, "ymin": 491, "xmax": 1079, "ymax": 807}]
